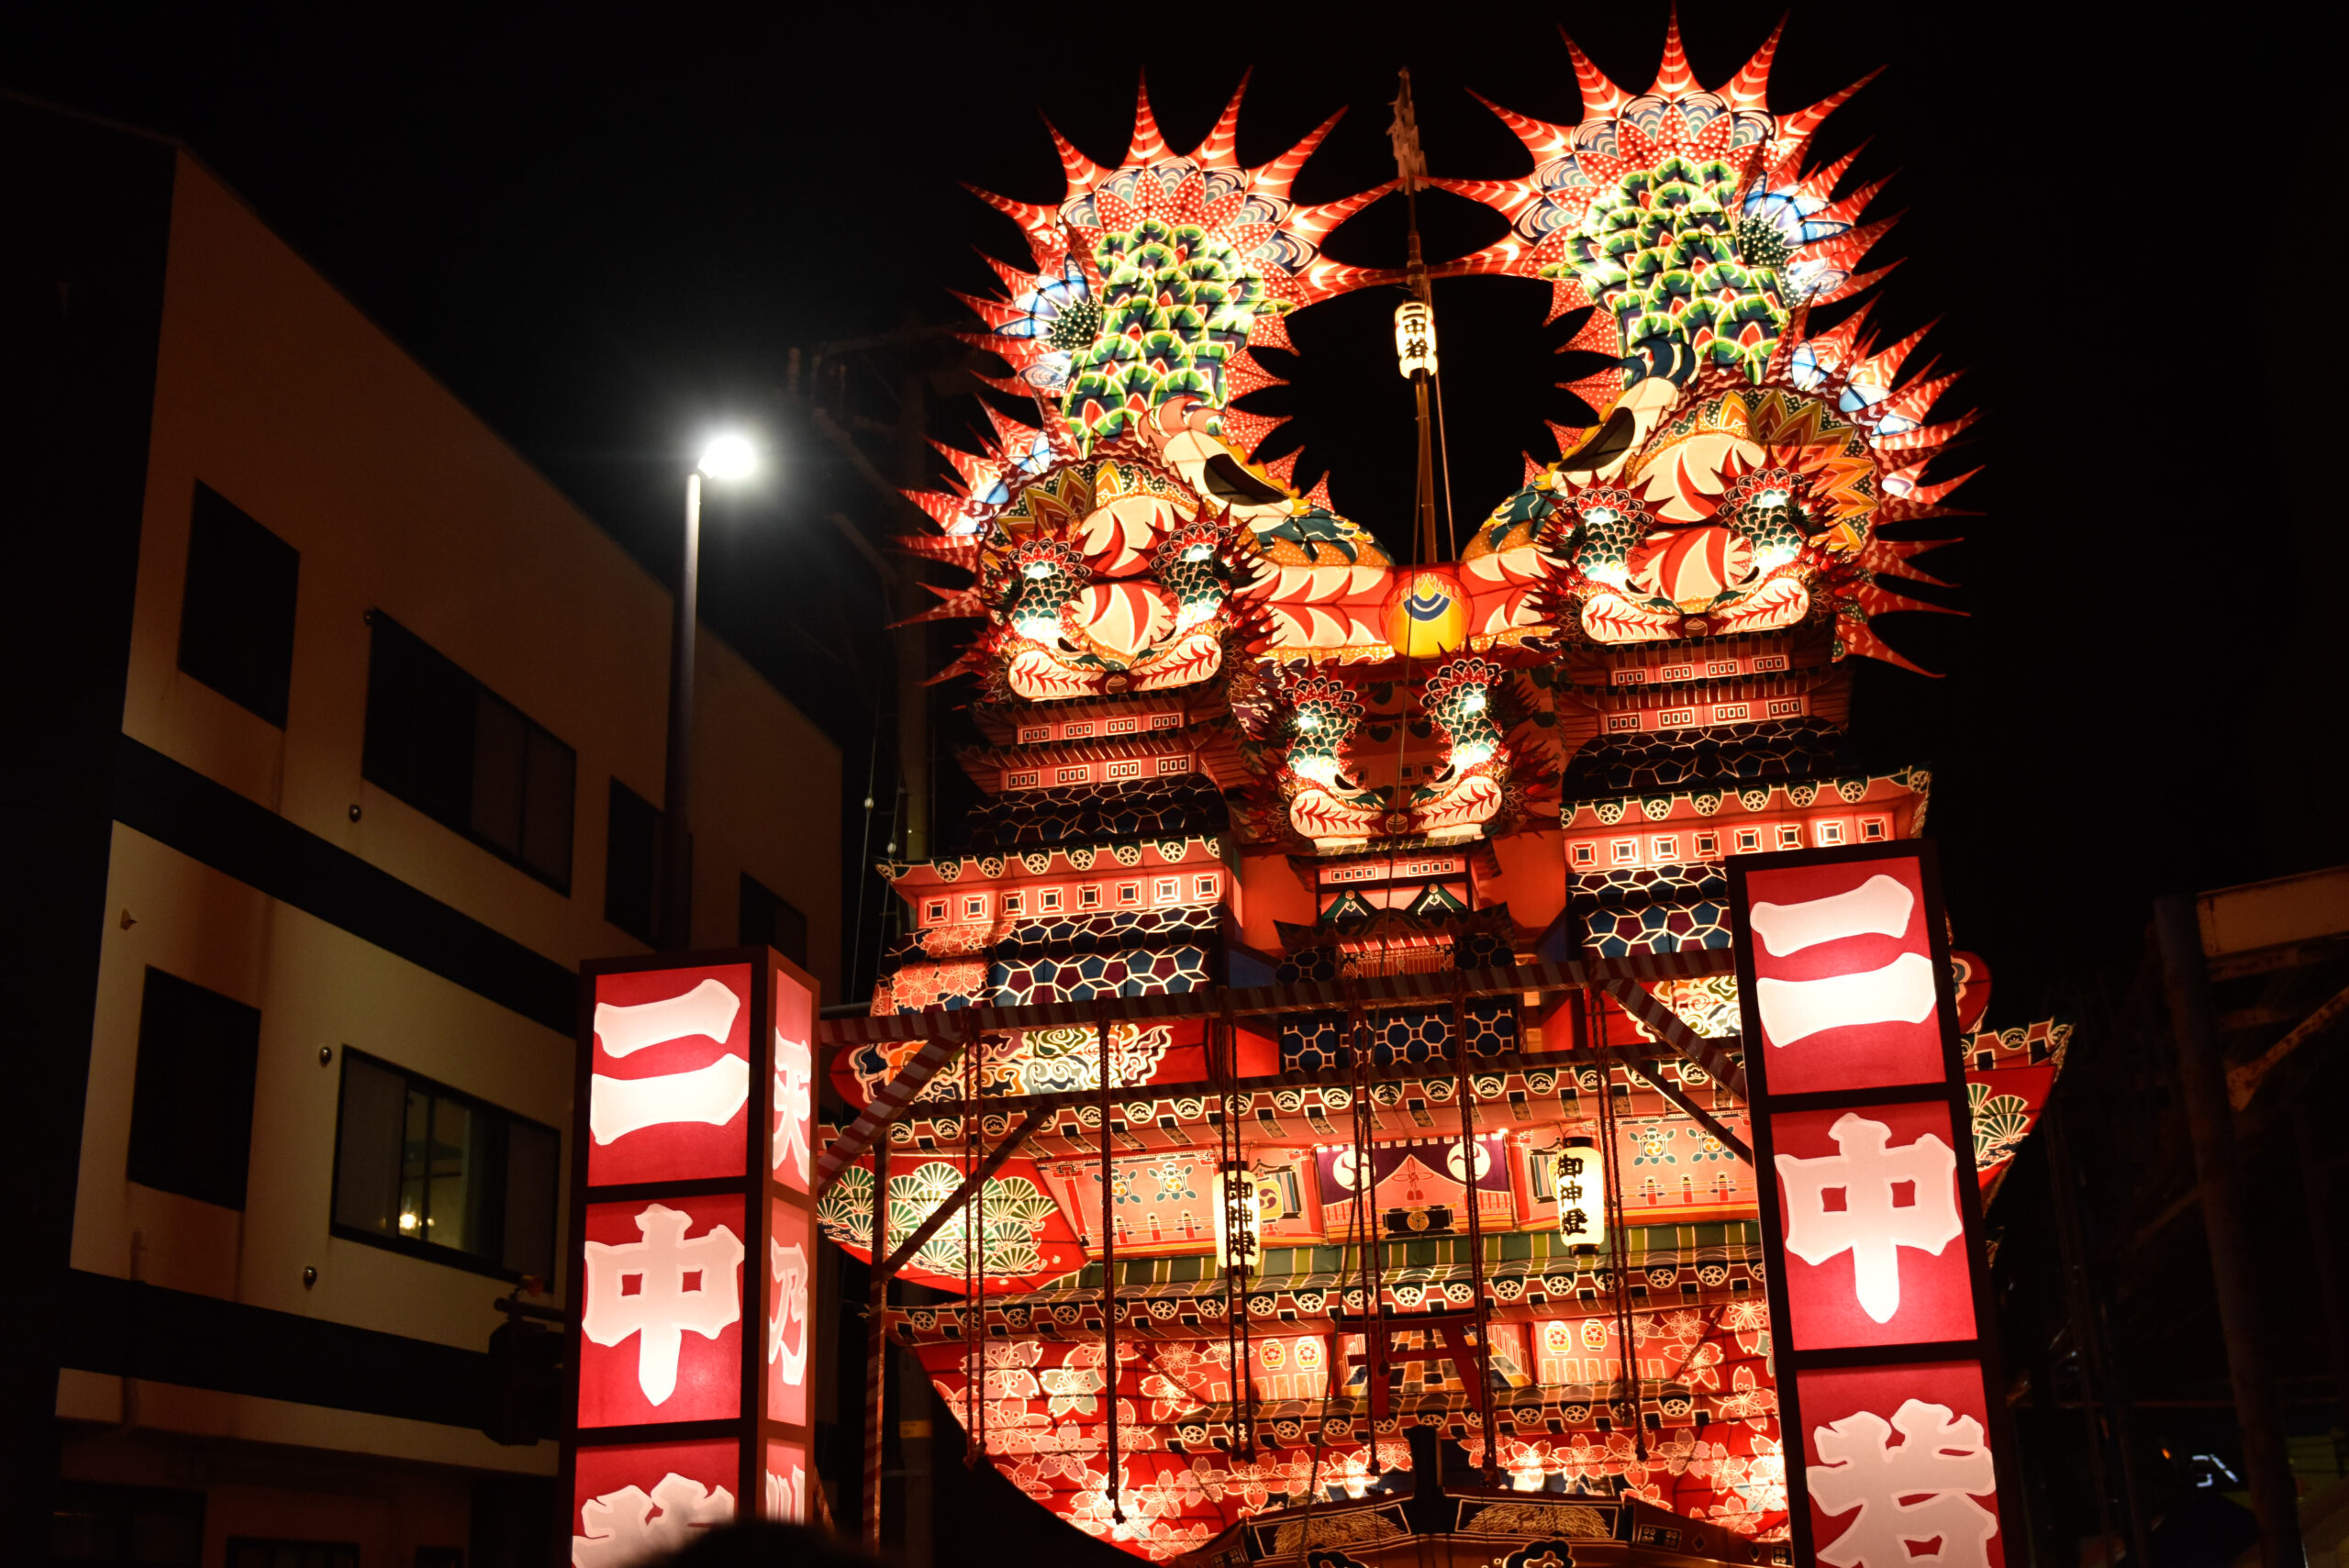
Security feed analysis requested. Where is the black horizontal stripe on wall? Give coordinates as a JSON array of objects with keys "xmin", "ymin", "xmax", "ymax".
[
  {"xmin": 112, "ymin": 735, "xmax": 574, "ymax": 1033},
  {"xmin": 61, "ymin": 1269, "xmax": 491, "ymax": 1430}
]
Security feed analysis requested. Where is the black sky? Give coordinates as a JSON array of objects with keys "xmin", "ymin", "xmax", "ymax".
[{"xmin": 6, "ymin": 2, "xmax": 2335, "ymax": 1018}]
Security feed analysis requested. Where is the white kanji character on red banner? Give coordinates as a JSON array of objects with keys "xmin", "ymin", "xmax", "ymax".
[
  {"xmin": 1776, "ymin": 1113, "xmax": 1962, "ymax": 1323},
  {"xmin": 590, "ymin": 979, "xmax": 751, "ymax": 1145},
  {"xmin": 573, "ymin": 1472, "xmax": 734, "ymax": 1568},
  {"xmin": 583, "ymin": 1203, "xmax": 744, "ymax": 1405},
  {"xmin": 768, "ymin": 1238, "xmax": 810, "ymax": 1385},
  {"xmin": 772, "ymin": 1028, "xmax": 813, "ymax": 1183},
  {"xmin": 1809, "ymin": 1398, "xmax": 1998, "ymax": 1568}
]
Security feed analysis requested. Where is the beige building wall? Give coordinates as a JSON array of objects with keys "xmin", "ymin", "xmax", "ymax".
[{"xmin": 62, "ymin": 149, "xmax": 839, "ymax": 1516}]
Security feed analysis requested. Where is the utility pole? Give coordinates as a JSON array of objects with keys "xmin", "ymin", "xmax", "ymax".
[
  {"xmin": 789, "ymin": 325, "xmax": 940, "ymax": 867},
  {"xmin": 658, "ymin": 470, "xmax": 700, "ymax": 950},
  {"xmin": 2155, "ymin": 895, "xmax": 2307, "ymax": 1568},
  {"xmin": 893, "ymin": 342, "xmax": 932, "ymax": 863}
]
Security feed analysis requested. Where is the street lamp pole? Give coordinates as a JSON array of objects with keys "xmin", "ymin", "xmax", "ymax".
[
  {"xmin": 658, "ymin": 432, "xmax": 757, "ymax": 951},
  {"xmin": 659, "ymin": 469, "xmax": 702, "ymax": 950}
]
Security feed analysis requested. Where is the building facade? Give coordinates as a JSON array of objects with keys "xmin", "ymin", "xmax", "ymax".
[{"xmin": 3, "ymin": 98, "xmax": 840, "ymax": 1568}]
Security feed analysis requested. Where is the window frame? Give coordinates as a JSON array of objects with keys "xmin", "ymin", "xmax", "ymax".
[
  {"xmin": 178, "ymin": 482, "xmax": 300, "ymax": 728},
  {"xmin": 361, "ymin": 611, "xmax": 577, "ymax": 894},
  {"xmin": 327, "ymin": 1046, "xmax": 562, "ymax": 1284},
  {"xmin": 128, "ymin": 967, "xmax": 261, "ymax": 1212},
  {"xmin": 226, "ymin": 1540, "xmax": 361, "ymax": 1568},
  {"xmin": 738, "ymin": 872, "xmax": 807, "ymax": 965},
  {"xmin": 603, "ymin": 778, "xmax": 662, "ymax": 943}
]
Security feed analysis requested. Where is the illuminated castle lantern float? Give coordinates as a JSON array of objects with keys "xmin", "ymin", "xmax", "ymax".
[{"xmin": 811, "ymin": 16, "xmax": 2065, "ymax": 1566}]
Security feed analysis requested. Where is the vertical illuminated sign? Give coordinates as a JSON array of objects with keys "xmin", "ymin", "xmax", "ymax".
[
  {"xmin": 564, "ymin": 948, "xmax": 821, "ymax": 1565},
  {"xmin": 1553, "ymin": 1136, "xmax": 1607, "ymax": 1250},
  {"xmin": 1731, "ymin": 844, "xmax": 2019, "ymax": 1568}
]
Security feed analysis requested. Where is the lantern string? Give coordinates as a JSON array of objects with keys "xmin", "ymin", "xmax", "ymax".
[
  {"xmin": 1591, "ymin": 993, "xmax": 1646, "ymax": 1465},
  {"xmin": 1349, "ymin": 996, "xmax": 1384, "ymax": 1455},
  {"xmin": 1299, "ymin": 992, "xmax": 1378, "ymax": 1551},
  {"xmin": 1453, "ymin": 969, "xmax": 1498, "ymax": 1482},
  {"xmin": 1215, "ymin": 993, "xmax": 1256, "ymax": 1455},
  {"xmin": 1097, "ymin": 1004, "xmax": 1125, "ymax": 1525},
  {"xmin": 1231, "ymin": 999, "xmax": 1258, "ymax": 1452},
  {"xmin": 963, "ymin": 1025, "xmax": 985, "ymax": 1468}
]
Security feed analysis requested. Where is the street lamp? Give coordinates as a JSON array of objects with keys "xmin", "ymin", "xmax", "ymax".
[{"xmin": 660, "ymin": 431, "xmax": 761, "ymax": 949}]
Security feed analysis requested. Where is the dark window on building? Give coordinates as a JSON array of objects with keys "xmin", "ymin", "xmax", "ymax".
[
  {"xmin": 225, "ymin": 1542, "xmax": 360, "ymax": 1568},
  {"xmin": 331, "ymin": 1048, "xmax": 560, "ymax": 1282},
  {"xmin": 128, "ymin": 968, "xmax": 260, "ymax": 1210},
  {"xmin": 51, "ymin": 1481, "xmax": 206, "ymax": 1566},
  {"xmin": 740, "ymin": 873, "xmax": 807, "ymax": 966},
  {"xmin": 178, "ymin": 483, "xmax": 299, "ymax": 727},
  {"xmin": 605, "ymin": 779, "xmax": 663, "ymax": 943},
  {"xmin": 362, "ymin": 613, "xmax": 575, "ymax": 890}
]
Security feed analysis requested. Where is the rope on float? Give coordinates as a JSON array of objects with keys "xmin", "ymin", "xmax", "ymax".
[{"xmin": 1216, "ymin": 990, "xmax": 1259, "ymax": 1456}]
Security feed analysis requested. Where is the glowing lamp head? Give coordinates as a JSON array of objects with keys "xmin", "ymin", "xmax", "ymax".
[
  {"xmin": 1756, "ymin": 488, "xmax": 1789, "ymax": 508},
  {"xmin": 696, "ymin": 432, "xmax": 760, "ymax": 482},
  {"xmin": 1583, "ymin": 506, "xmax": 1618, "ymax": 528}
]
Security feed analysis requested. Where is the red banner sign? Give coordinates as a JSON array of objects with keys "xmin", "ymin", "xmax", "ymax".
[
  {"xmin": 1731, "ymin": 844, "xmax": 2018, "ymax": 1568},
  {"xmin": 564, "ymin": 949, "xmax": 822, "ymax": 1564}
]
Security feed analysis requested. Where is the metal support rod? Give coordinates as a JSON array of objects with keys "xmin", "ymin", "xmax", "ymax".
[
  {"xmin": 863, "ymin": 1136, "xmax": 890, "ymax": 1549},
  {"xmin": 2289, "ymin": 1083, "xmax": 2349, "ymax": 1440},
  {"xmin": 2154, "ymin": 895, "xmax": 2305, "ymax": 1568},
  {"xmin": 1609, "ymin": 1052, "xmax": 1752, "ymax": 1164},
  {"xmin": 1452, "ymin": 986, "xmax": 1498, "ymax": 1483},
  {"xmin": 819, "ymin": 955, "xmax": 1743, "ymax": 1055},
  {"xmin": 2045, "ymin": 1104, "xmax": 2146, "ymax": 1568},
  {"xmin": 875, "ymin": 1109, "xmax": 1048, "ymax": 1282},
  {"xmin": 1591, "ymin": 991, "xmax": 1645, "ymax": 1462},
  {"xmin": 658, "ymin": 471, "xmax": 699, "ymax": 949}
]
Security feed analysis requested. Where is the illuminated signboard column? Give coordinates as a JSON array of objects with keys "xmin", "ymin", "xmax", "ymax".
[
  {"xmin": 563, "ymin": 948, "xmax": 820, "ymax": 1566},
  {"xmin": 1730, "ymin": 844, "xmax": 2020, "ymax": 1568}
]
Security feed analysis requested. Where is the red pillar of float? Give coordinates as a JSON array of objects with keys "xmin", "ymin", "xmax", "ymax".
[
  {"xmin": 1731, "ymin": 843, "xmax": 2024, "ymax": 1568},
  {"xmin": 561, "ymin": 949, "xmax": 821, "ymax": 1566}
]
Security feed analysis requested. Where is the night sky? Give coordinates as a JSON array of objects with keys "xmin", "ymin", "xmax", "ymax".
[
  {"xmin": 10, "ymin": 2, "xmax": 2341, "ymax": 1557},
  {"xmin": 13, "ymin": 3, "xmax": 2333, "ymax": 1019},
  {"xmin": 8, "ymin": 4, "xmax": 2332, "ymax": 1011}
]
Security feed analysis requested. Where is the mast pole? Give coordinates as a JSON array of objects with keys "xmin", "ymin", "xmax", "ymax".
[{"xmin": 1392, "ymin": 70, "xmax": 1441, "ymax": 566}]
